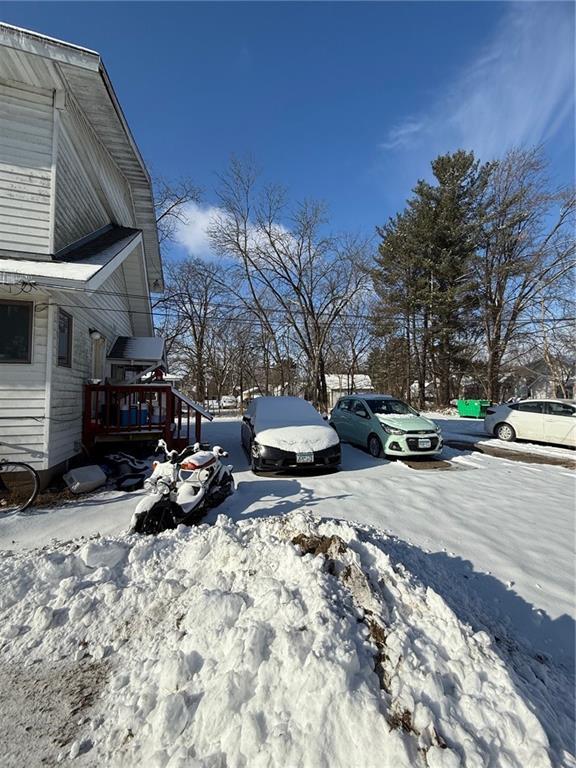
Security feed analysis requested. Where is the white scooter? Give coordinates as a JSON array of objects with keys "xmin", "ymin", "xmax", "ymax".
[{"xmin": 129, "ymin": 439, "xmax": 234, "ymax": 535}]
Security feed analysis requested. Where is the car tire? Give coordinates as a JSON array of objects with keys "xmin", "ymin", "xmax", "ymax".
[
  {"xmin": 368, "ymin": 434, "xmax": 383, "ymax": 458},
  {"xmin": 496, "ymin": 423, "xmax": 516, "ymax": 442},
  {"xmin": 249, "ymin": 442, "xmax": 261, "ymax": 474}
]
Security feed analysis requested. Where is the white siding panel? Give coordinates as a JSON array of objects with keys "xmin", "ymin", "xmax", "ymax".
[
  {"xmin": 0, "ymin": 290, "xmax": 49, "ymax": 469},
  {"xmin": 47, "ymin": 269, "xmax": 134, "ymax": 467},
  {"xmin": 0, "ymin": 49, "xmax": 162, "ymax": 289},
  {"xmin": 0, "ymin": 268, "xmax": 138, "ymax": 470},
  {"xmin": 0, "ymin": 81, "xmax": 53, "ymax": 254},
  {"xmin": 54, "ymin": 124, "xmax": 109, "ymax": 248},
  {"xmin": 54, "ymin": 96, "xmax": 135, "ymax": 252},
  {"xmin": 121, "ymin": 243, "xmax": 153, "ymax": 336}
]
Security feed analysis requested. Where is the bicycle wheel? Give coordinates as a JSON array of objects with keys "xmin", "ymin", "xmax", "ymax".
[{"xmin": 0, "ymin": 461, "xmax": 40, "ymax": 513}]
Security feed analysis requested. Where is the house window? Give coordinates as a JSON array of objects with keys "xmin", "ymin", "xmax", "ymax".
[
  {"xmin": 57, "ymin": 309, "xmax": 73, "ymax": 367},
  {"xmin": 0, "ymin": 300, "xmax": 33, "ymax": 363}
]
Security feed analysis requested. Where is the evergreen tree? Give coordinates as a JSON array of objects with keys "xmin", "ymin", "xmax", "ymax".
[{"xmin": 374, "ymin": 150, "xmax": 490, "ymax": 406}]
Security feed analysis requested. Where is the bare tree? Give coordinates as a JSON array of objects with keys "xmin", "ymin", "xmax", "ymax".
[
  {"xmin": 535, "ymin": 286, "xmax": 576, "ymax": 397},
  {"xmin": 208, "ymin": 158, "xmax": 371, "ymax": 409},
  {"xmin": 476, "ymin": 147, "xmax": 575, "ymax": 401},
  {"xmin": 327, "ymin": 292, "xmax": 374, "ymax": 388},
  {"xmin": 204, "ymin": 315, "xmax": 240, "ymax": 402},
  {"xmin": 154, "ymin": 177, "xmax": 202, "ymax": 246},
  {"xmin": 159, "ymin": 257, "xmax": 230, "ymax": 402}
]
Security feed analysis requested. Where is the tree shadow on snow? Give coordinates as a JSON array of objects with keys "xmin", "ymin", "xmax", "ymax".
[
  {"xmin": 205, "ymin": 477, "xmax": 351, "ymax": 524},
  {"xmin": 352, "ymin": 526, "xmax": 576, "ymax": 763}
]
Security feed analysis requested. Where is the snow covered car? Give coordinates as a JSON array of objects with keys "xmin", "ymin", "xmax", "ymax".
[
  {"xmin": 241, "ymin": 396, "xmax": 341, "ymax": 472},
  {"xmin": 330, "ymin": 394, "xmax": 442, "ymax": 458},
  {"xmin": 220, "ymin": 395, "xmax": 238, "ymax": 409},
  {"xmin": 484, "ymin": 399, "xmax": 576, "ymax": 446}
]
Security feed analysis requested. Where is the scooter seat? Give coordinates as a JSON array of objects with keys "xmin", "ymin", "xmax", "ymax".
[{"xmin": 181, "ymin": 451, "xmax": 216, "ymax": 470}]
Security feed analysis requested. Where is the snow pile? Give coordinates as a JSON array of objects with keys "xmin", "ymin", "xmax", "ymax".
[
  {"xmin": 0, "ymin": 513, "xmax": 556, "ymax": 767},
  {"xmin": 252, "ymin": 396, "xmax": 339, "ymax": 451}
]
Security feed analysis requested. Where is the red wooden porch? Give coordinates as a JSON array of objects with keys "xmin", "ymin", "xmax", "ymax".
[{"xmin": 83, "ymin": 384, "xmax": 213, "ymax": 451}]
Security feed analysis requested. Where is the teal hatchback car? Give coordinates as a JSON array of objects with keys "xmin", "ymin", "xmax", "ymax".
[{"xmin": 329, "ymin": 394, "xmax": 443, "ymax": 458}]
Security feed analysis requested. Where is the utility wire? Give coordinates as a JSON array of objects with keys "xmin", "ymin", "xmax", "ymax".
[
  {"xmin": 13, "ymin": 278, "xmax": 576, "ymax": 327},
  {"xmin": 31, "ymin": 296, "xmax": 575, "ymax": 332}
]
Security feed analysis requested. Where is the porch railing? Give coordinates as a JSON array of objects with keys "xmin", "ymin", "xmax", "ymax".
[{"xmin": 83, "ymin": 384, "xmax": 202, "ymax": 450}]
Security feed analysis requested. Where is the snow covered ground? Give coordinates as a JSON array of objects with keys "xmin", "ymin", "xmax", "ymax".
[{"xmin": 0, "ymin": 415, "xmax": 574, "ymax": 766}]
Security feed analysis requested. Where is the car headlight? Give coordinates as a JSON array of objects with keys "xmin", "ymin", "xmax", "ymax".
[
  {"xmin": 251, "ymin": 441, "xmax": 264, "ymax": 458},
  {"xmin": 382, "ymin": 424, "xmax": 406, "ymax": 435}
]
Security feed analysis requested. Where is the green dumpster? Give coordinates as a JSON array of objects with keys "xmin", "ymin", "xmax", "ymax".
[{"xmin": 457, "ymin": 399, "xmax": 491, "ymax": 418}]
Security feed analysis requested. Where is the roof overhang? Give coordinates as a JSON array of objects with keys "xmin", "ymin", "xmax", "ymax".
[
  {"xmin": 0, "ymin": 23, "xmax": 163, "ymax": 291},
  {"xmin": 0, "ymin": 226, "xmax": 153, "ymax": 336},
  {"xmin": 0, "ymin": 228, "xmax": 143, "ymax": 291},
  {"xmin": 107, "ymin": 336, "xmax": 165, "ymax": 366}
]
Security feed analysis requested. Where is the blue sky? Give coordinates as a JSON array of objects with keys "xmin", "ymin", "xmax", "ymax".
[{"xmin": 2, "ymin": 1, "xmax": 574, "ymax": 259}]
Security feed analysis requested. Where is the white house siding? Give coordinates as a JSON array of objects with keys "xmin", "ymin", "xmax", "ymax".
[
  {"xmin": 0, "ymin": 80, "xmax": 53, "ymax": 254},
  {"xmin": 54, "ymin": 96, "xmax": 135, "ymax": 253},
  {"xmin": 0, "ymin": 288, "xmax": 49, "ymax": 470},
  {"xmin": 121, "ymin": 242, "xmax": 153, "ymax": 336},
  {"xmin": 47, "ymin": 268, "xmax": 133, "ymax": 468}
]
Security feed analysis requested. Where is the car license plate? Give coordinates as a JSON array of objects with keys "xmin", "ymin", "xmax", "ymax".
[
  {"xmin": 296, "ymin": 452, "xmax": 314, "ymax": 463},
  {"xmin": 418, "ymin": 438, "xmax": 432, "ymax": 449}
]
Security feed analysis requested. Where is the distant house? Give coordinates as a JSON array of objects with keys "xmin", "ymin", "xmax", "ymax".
[
  {"xmin": 240, "ymin": 385, "xmax": 263, "ymax": 402},
  {"xmin": 325, "ymin": 373, "xmax": 374, "ymax": 408},
  {"xmin": 507, "ymin": 359, "xmax": 575, "ymax": 400},
  {"xmin": 0, "ymin": 24, "xmax": 209, "ymax": 481}
]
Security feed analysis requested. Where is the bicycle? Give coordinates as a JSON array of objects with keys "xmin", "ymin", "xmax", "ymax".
[{"xmin": 0, "ymin": 459, "xmax": 40, "ymax": 513}]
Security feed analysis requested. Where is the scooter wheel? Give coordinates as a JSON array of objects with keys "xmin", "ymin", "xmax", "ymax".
[{"xmin": 132, "ymin": 505, "xmax": 176, "ymax": 535}]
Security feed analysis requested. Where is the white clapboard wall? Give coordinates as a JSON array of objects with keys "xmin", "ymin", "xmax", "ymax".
[{"xmin": 0, "ymin": 80, "xmax": 54, "ymax": 255}]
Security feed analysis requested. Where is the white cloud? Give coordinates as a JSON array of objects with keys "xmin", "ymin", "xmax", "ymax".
[
  {"xmin": 379, "ymin": 120, "xmax": 427, "ymax": 150},
  {"xmin": 175, "ymin": 201, "xmax": 221, "ymax": 257},
  {"xmin": 380, "ymin": 2, "xmax": 575, "ymax": 161},
  {"xmin": 176, "ymin": 201, "xmax": 296, "ymax": 258}
]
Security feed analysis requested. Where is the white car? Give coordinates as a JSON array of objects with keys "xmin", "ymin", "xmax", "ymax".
[
  {"xmin": 220, "ymin": 395, "xmax": 238, "ymax": 409},
  {"xmin": 241, "ymin": 396, "xmax": 341, "ymax": 472},
  {"xmin": 484, "ymin": 399, "xmax": 576, "ymax": 447}
]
